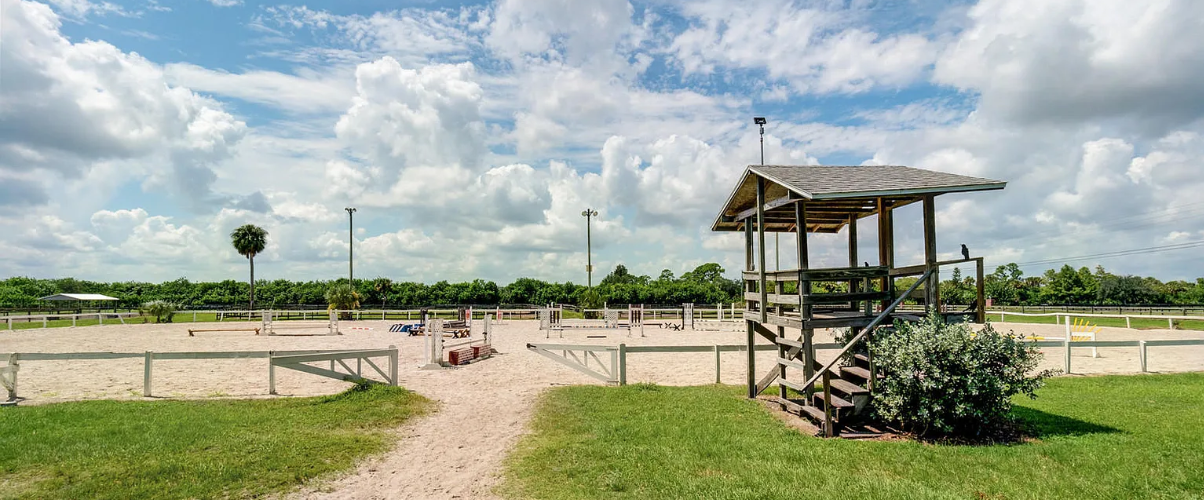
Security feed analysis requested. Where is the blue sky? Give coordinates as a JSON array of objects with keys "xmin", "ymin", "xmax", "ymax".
[{"xmin": 2, "ymin": 0, "xmax": 1204, "ymax": 285}]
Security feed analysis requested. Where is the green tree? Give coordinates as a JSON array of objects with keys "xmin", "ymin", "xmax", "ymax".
[
  {"xmin": 325, "ymin": 283, "xmax": 360, "ymax": 319},
  {"xmin": 230, "ymin": 224, "xmax": 268, "ymax": 310}
]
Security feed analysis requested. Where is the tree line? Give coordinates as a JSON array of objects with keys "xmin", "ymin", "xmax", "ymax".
[
  {"xmin": 938, "ymin": 263, "xmax": 1204, "ymax": 306},
  {"xmin": 0, "ymin": 263, "xmax": 743, "ymax": 310},
  {"xmin": 4, "ymin": 262, "xmax": 1201, "ymax": 311}
]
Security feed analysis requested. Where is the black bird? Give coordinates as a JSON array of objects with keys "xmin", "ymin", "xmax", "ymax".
[
  {"xmin": 864, "ymin": 261, "xmax": 869, "ymax": 267},
  {"xmin": 961, "ymin": 244, "xmax": 970, "ymax": 260}
]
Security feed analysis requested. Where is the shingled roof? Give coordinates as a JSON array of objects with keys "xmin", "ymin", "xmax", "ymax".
[{"xmin": 712, "ymin": 165, "xmax": 1005, "ymax": 233}]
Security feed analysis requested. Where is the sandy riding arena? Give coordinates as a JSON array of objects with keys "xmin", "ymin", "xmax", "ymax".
[{"xmin": 3, "ymin": 320, "xmax": 1203, "ymax": 499}]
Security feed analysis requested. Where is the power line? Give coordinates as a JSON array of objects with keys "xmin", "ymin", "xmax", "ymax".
[{"xmin": 1011, "ymin": 240, "xmax": 1204, "ymax": 268}]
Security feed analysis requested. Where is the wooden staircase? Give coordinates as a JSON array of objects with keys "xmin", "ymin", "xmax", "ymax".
[{"xmin": 773, "ymin": 353, "xmax": 876, "ymax": 436}]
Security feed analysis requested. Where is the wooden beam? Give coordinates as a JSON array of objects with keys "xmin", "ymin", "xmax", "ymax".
[
  {"xmin": 923, "ymin": 195, "xmax": 939, "ymax": 313},
  {"xmin": 735, "ymin": 194, "xmax": 797, "ymax": 220}
]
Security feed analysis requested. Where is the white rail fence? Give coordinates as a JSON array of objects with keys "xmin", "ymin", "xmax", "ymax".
[
  {"xmin": 526, "ymin": 335, "xmax": 1204, "ymax": 387},
  {"xmin": 989, "ymin": 310, "xmax": 1203, "ymax": 329},
  {"xmin": 1, "ymin": 347, "xmax": 398, "ymax": 404}
]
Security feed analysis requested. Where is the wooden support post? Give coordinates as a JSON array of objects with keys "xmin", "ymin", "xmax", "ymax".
[
  {"xmin": 618, "ymin": 343, "xmax": 627, "ymax": 386},
  {"xmin": 796, "ymin": 201, "xmax": 814, "ymax": 402},
  {"xmin": 1126, "ymin": 316, "xmax": 1132, "ymax": 329},
  {"xmin": 756, "ymin": 177, "xmax": 768, "ymax": 323},
  {"xmin": 714, "ymin": 344, "xmax": 721, "ymax": 384},
  {"xmin": 746, "ymin": 321, "xmax": 756, "ymax": 398},
  {"xmin": 877, "ymin": 197, "xmax": 894, "ymax": 311},
  {"xmin": 848, "ymin": 214, "xmax": 858, "ymax": 302},
  {"xmin": 269, "ymin": 351, "xmax": 277, "ymax": 395},
  {"xmin": 72, "ymin": 315, "xmax": 76, "ymax": 327},
  {"xmin": 778, "ymin": 326, "xmax": 787, "ymax": 399},
  {"xmin": 976, "ymin": 258, "xmax": 986, "ymax": 323},
  {"xmin": 143, "ymin": 351, "xmax": 153, "ymax": 397},
  {"xmin": 922, "ymin": 195, "xmax": 939, "ymax": 314},
  {"xmin": 822, "ymin": 370, "xmax": 834, "ymax": 438}
]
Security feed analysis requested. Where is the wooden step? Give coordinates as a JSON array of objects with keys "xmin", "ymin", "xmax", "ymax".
[
  {"xmin": 853, "ymin": 353, "xmax": 871, "ymax": 369},
  {"xmin": 827, "ymin": 378, "xmax": 869, "ymax": 397},
  {"xmin": 811, "ymin": 392, "xmax": 854, "ymax": 412},
  {"xmin": 840, "ymin": 365, "xmax": 876, "ymax": 382}
]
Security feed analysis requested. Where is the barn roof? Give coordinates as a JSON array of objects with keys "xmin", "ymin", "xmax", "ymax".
[{"xmin": 712, "ymin": 165, "xmax": 1006, "ymax": 233}]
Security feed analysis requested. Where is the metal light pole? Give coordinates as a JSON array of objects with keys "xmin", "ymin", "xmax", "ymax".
[
  {"xmin": 582, "ymin": 209, "xmax": 599, "ymax": 287},
  {"xmin": 345, "ymin": 207, "xmax": 356, "ymax": 286},
  {"xmin": 754, "ymin": 117, "xmax": 778, "ymax": 269}
]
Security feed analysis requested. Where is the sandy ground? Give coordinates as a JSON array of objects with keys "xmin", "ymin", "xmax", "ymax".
[{"xmin": 2, "ymin": 319, "xmax": 1203, "ymax": 499}]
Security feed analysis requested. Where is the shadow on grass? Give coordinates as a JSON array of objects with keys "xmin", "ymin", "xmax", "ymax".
[{"xmin": 1012, "ymin": 406, "xmax": 1121, "ymax": 438}]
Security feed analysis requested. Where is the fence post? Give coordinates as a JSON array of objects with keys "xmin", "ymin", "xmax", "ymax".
[
  {"xmin": 389, "ymin": 345, "xmax": 398, "ymax": 386},
  {"xmin": 72, "ymin": 315, "xmax": 77, "ymax": 327},
  {"xmin": 143, "ymin": 351, "xmax": 153, "ymax": 397},
  {"xmin": 714, "ymin": 344, "xmax": 721, "ymax": 384},
  {"xmin": 1139, "ymin": 340, "xmax": 1147, "ymax": 373},
  {"xmin": 618, "ymin": 344, "xmax": 627, "ymax": 386},
  {"xmin": 6, "ymin": 317, "xmax": 10, "ymax": 330},
  {"xmin": 1126, "ymin": 316, "xmax": 1131, "ymax": 329},
  {"xmin": 1168, "ymin": 317, "xmax": 1174, "ymax": 329},
  {"xmin": 98, "ymin": 313, "xmax": 103, "ymax": 326},
  {"xmin": 193, "ymin": 312, "xmax": 197, "ymax": 322},
  {"xmin": 269, "ymin": 351, "xmax": 277, "ymax": 395},
  {"xmin": 1064, "ymin": 321, "xmax": 1072, "ymax": 374},
  {"xmin": 5, "ymin": 353, "xmax": 17, "ymax": 402}
]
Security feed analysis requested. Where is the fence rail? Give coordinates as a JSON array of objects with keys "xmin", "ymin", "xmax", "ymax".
[{"xmin": 2, "ymin": 347, "xmax": 398, "ymax": 404}]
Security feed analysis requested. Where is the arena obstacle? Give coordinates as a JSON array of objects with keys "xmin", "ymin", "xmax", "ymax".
[
  {"xmin": 188, "ymin": 327, "xmax": 261, "ymax": 337},
  {"xmin": 539, "ymin": 306, "xmax": 645, "ymax": 338},
  {"xmin": 262, "ymin": 311, "xmax": 340, "ymax": 336},
  {"xmin": 420, "ymin": 316, "xmax": 494, "ymax": 369}
]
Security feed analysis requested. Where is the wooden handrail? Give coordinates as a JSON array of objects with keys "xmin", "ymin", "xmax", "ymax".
[{"xmin": 798, "ymin": 269, "xmax": 933, "ymax": 391}]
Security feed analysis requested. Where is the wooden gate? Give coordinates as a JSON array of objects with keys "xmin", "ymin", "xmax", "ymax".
[
  {"xmin": 526, "ymin": 343, "xmax": 620, "ymax": 384},
  {"xmin": 269, "ymin": 347, "xmax": 398, "ymax": 395}
]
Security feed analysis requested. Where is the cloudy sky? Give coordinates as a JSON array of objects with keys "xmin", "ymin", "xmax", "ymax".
[{"xmin": 2, "ymin": 0, "xmax": 1203, "ymax": 285}]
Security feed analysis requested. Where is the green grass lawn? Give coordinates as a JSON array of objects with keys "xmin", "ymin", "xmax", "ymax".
[
  {"xmin": 501, "ymin": 374, "xmax": 1204, "ymax": 500},
  {"xmin": 0, "ymin": 384, "xmax": 431, "ymax": 500}
]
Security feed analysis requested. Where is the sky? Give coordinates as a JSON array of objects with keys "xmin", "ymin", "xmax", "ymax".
[{"xmin": 1, "ymin": 0, "xmax": 1203, "ymax": 285}]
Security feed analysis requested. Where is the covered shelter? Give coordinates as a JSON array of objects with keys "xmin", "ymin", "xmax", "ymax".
[
  {"xmin": 711, "ymin": 165, "xmax": 1005, "ymax": 435},
  {"xmin": 38, "ymin": 294, "xmax": 120, "ymax": 302},
  {"xmin": 37, "ymin": 293, "xmax": 120, "ymax": 313}
]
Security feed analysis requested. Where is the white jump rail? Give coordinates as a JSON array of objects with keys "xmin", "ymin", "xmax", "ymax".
[{"xmin": 1, "ymin": 347, "xmax": 398, "ymax": 404}]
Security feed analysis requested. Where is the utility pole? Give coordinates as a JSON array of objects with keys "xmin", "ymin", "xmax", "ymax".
[
  {"xmin": 754, "ymin": 117, "xmax": 777, "ymax": 269},
  {"xmin": 582, "ymin": 209, "xmax": 599, "ymax": 287},
  {"xmin": 345, "ymin": 207, "xmax": 356, "ymax": 286}
]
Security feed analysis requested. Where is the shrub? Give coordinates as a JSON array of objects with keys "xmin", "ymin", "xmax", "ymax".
[
  {"xmin": 141, "ymin": 300, "xmax": 178, "ymax": 323},
  {"xmin": 868, "ymin": 313, "xmax": 1057, "ymax": 439}
]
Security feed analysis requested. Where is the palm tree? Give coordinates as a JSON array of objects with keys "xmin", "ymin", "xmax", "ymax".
[
  {"xmin": 372, "ymin": 277, "xmax": 393, "ymax": 308},
  {"xmin": 325, "ymin": 283, "xmax": 361, "ymax": 319},
  {"xmin": 230, "ymin": 224, "xmax": 268, "ymax": 310}
]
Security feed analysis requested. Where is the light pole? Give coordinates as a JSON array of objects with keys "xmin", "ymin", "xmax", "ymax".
[
  {"xmin": 754, "ymin": 117, "xmax": 778, "ymax": 269},
  {"xmin": 581, "ymin": 209, "xmax": 599, "ymax": 287},
  {"xmin": 345, "ymin": 207, "xmax": 356, "ymax": 286}
]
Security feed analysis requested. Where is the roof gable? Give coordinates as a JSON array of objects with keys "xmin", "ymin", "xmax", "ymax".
[{"xmin": 712, "ymin": 165, "xmax": 1006, "ymax": 232}]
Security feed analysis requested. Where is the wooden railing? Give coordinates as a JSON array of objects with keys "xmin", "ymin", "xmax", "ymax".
[{"xmin": 795, "ymin": 269, "xmax": 933, "ymax": 435}]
